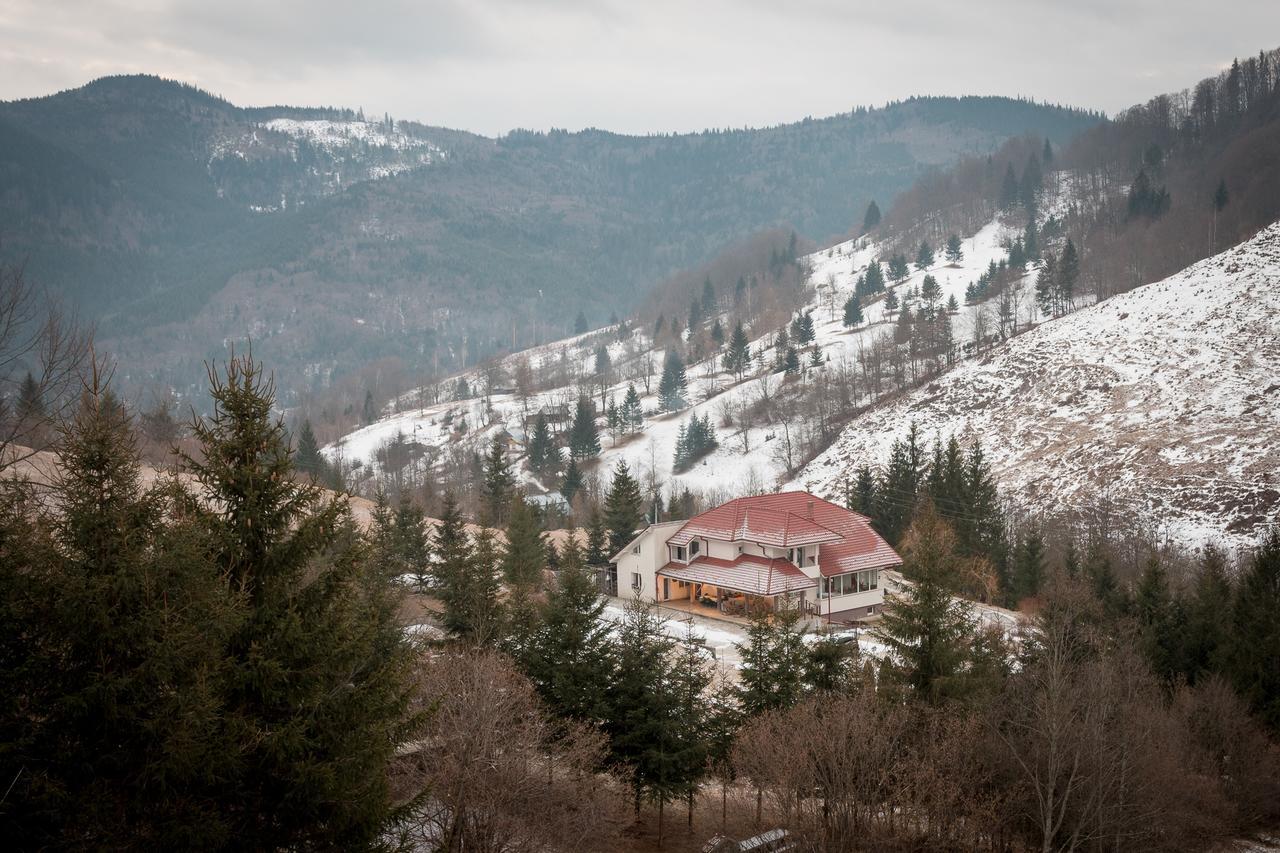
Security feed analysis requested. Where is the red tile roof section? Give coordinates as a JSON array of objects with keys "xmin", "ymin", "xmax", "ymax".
[
  {"xmin": 657, "ymin": 554, "xmax": 818, "ymax": 596},
  {"xmin": 666, "ymin": 491, "xmax": 901, "ymax": 577}
]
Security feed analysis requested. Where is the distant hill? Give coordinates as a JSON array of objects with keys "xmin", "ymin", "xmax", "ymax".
[{"xmin": 0, "ymin": 75, "xmax": 1099, "ymax": 401}]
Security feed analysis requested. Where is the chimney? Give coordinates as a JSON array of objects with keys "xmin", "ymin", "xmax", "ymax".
[{"xmin": 806, "ymin": 499, "xmax": 814, "ymax": 520}]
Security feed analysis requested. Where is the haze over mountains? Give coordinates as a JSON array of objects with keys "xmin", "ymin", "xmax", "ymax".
[{"xmin": 0, "ymin": 75, "xmax": 1098, "ymax": 401}]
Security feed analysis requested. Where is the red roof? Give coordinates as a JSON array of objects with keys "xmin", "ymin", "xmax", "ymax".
[
  {"xmin": 657, "ymin": 554, "xmax": 817, "ymax": 596},
  {"xmin": 665, "ymin": 491, "xmax": 901, "ymax": 577}
]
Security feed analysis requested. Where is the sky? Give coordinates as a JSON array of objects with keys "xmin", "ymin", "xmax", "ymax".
[{"xmin": 1, "ymin": 0, "xmax": 1277, "ymax": 136}]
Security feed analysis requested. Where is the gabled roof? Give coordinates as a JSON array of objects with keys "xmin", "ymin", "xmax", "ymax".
[
  {"xmin": 658, "ymin": 555, "xmax": 817, "ymax": 596},
  {"xmin": 665, "ymin": 491, "xmax": 901, "ymax": 577}
]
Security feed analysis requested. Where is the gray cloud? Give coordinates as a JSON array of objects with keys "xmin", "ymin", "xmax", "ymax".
[{"xmin": 0, "ymin": 0, "xmax": 1276, "ymax": 135}]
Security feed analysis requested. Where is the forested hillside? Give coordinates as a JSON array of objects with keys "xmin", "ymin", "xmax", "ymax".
[{"xmin": 0, "ymin": 76, "xmax": 1098, "ymax": 402}]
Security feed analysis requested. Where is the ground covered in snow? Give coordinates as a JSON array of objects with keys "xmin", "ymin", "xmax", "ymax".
[{"xmin": 796, "ymin": 223, "xmax": 1280, "ymax": 551}]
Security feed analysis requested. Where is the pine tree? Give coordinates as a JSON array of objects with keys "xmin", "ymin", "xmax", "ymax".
[
  {"xmin": 782, "ymin": 346, "xmax": 800, "ymax": 376},
  {"xmin": 864, "ymin": 259, "xmax": 886, "ymax": 293},
  {"xmin": 1057, "ymin": 238, "xmax": 1079, "ymax": 310},
  {"xmin": 585, "ymin": 507, "xmax": 609, "ymax": 566},
  {"xmin": 561, "ymin": 456, "xmax": 584, "ymax": 505},
  {"xmin": 842, "ymin": 294, "xmax": 864, "ymax": 327},
  {"xmin": 622, "ymin": 383, "xmax": 644, "ymax": 431},
  {"xmin": 574, "ymin": 310, "xmax": 588, "ymax": 334},
  {"xmin": 915, "ymin": 240, "xmax": 935, "ymax": 270},
  {"xmin": 920, "ymin": 274, "xmax": 942, "ymax": 307},
  {"xmin": 875, "ymin": 423, "xmax": 924, "ymax": 545},
  {"xmin": 1136, "ymin": 555, "xmax": 1182, "ymax": 683},
  {"xmin": 999, "ymin": 162, "xmax": 1019, "ymax": 210},
  {"xmin": 568, "ymin": 395, "xmax": 601, "ymax": 460},
  {"xmin": 710, "ymin": 318, "xmax": 724, "ymax": 348},
  {"xmin": 735, "ymin": 600, "xmax": 808, "ymax": 716},
  {"xmin": 393, "ymin": 490, "xmax": 431, "ymax": 591},
  {"xmin": 294, "ymin": 419, "xmax": 325, "ymax": 478},
  {"xmin": 884, "ymin": 289, "xmax": 900, "ymax": 312},
  {"xmin": 1012, "ymin": 527, "xmax": 1046, "ymax": 601},
  {"xmin": 1183, "ymin": 545, "xmax": 1232, "ymax": 684},
  {"xmin": 1228, "ymin": 533, "xmax": 1280, "ymax": 732},
  {"xmin": 723, "ymin": 321, "xmax": 751, "ymax": 378},
  {"xmin": 669, "ymin": 623, "xmax": 713, "ymax": 831},
  {"xmin": 481, "ymin": 435, "xmax": 515, "ymax": 524},
  {"xmin": 946, "ymin": 293, "xmax": 959, "ymax": 313},
  {"xmin": 526, "ymin": 537, "xmax": 613, "ymax": 723},
  {"xmin": 435, "ymin": 493, "xmax": 501, "ymax": 644},
  {"xmin": 1042, "ymin": 137, "xmax": 1053, "ymax": 166},
  {"xmin": 1035, "ymin": 251, "xmax": 1058, "ymax": 317},
  {"xmin": 944, "ymin": 233, "xmax": 964, "ymax": 263},
  {"xmin": 604, "ymin": 459, "xmax": 645, "ymax": 555},
  {"xmin": 853, "ymin": 463, "xmax": 876, "ymax": 517},
  {"xmin": 527, "ymin": 413, "xmax": 556, "ymax": 474},
  {"xmin": 16, "ymin": 370, "xmax": 43, "ymax": 421},
  {"xmin": 792, "ymin": 310, "xmax": 815, "ymax": 344},
  {"xmin": 362, "ymin": 389, "xmax": 377, "ymax": 424},
  {"xmin": 605, "ymin": 599, "xmax": 681, "ymax": 817},
  {"xmin": 658, "ymin": 349, "xmax": 688, "ymax": 411},
  {"xmin": 502, "ymin": 495, "xmax": 546, "ymax": 590},
  {"xmin": 888, "ymin": 253, "xmax": 910, "ymax": 282},
  {"xmin": 878, "ymin": 503, "xmax": 975, "ymax": 704},
  {"xmin": 0, "ymin": 369, "xmax": 239, "ymax": 848},
  {"xmin": 182, "ymin": 354, "xmax": 417, "ymax": 848},
  {"xmin": 862, "ymin": 199, "xmax": 882, "ymax": 231}
]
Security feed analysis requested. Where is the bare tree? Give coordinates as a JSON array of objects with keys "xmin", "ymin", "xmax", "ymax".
[{"xmin": 0, "ymin": 260, "xmax": 91, "ymax": 472}]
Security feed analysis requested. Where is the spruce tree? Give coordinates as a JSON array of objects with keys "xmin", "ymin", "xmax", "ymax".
[
  {"xmin": 502, "ymin": 495, "xmax": 546, "ymax": 590},
  {"xmin": 1183, "ymin": 545, "xmax": 1232, "ymax": 684},
  {"xmin": 481, "ymin": 435, "xmax": 515, "ymax": 524},
  {"xmin": 875, "ymin": 423, "xmax": 924, "ymax": 545},
  {"xmin": 393, "ymin": 490, "xmax": 432, "ymax": 590},
  {"xmin": 658, "ymin": 349, "xmax": 688, "ymax": 411},
  {"xmin": 568, "ymin": 395, "xmax": 601, "ymax": 460},
  {"xmin": 1228, "ymin": 533, "xmax": 1280, "ymax": 732},
  {"xmin": 1012, "ymin": 527, "xmax": 1046, "ymax": 601},
  {"xmin": 862, "ymin": 199, "xmax": 882, "ymax": 231},
  {"xmin": 604, "ymin": 459, "xmax": 645, "ymax": 555},
  {"xmin": 669, "ymin": 623, "xmax": 713, "ymax": 833},
  {"xmin": 915, "ymin": 240, "xmax": 935, "ymax": 270},
  {"xmin": 586, "ymin": 507, "xmax": 609, "ymax": 566},
  {"xmin": 1057, "ymin": 238, "xmax": 1080, "ymax": 310},
  {"xmin": 723, "ymin": 322, "xmax": 751, "ymax": 378},
  {"xmin": 878, "ymin": 503, "xmax": 975, "ymax": 704},
  {"xmin": 0, "ymin": 370, "xmax": 239, "ymax": 849},
  {"xmin": 527, "ymin": 413, "xmax": 555, "ymax": 474},
  {"xmin": 561, "ymin": 456, "xmax": 584, "ymax": 505},
  {"xmin": 622, "ymin": 383, "xmax": 644, "ymax": 431},
  {"xmin": 182, "ymin": 354, "xmax": 417, "ymax": 849},
  {"xmin": 527, "ymin": 537, "xmax": 613, "ymax": 723},
  {"xmin": 1136, "ymin": 555, "xmax": 1181, "ymax": 683},
  {"xmin": 782, "ymin": 346, "xmax": 801, "ymax": 376},
  {"xmin": 295, "ymin": 419, "xmax": 325, "ymax": 478},
  {"xmin": 888, "ymin": 253, "xmax": 910, "ymax": 283},
  {"xmin": 843, "ymin": 294, "xmax": 864, "ymax": 327},
  {"xmin": 735, "ymin": 600, "xmax": 808, "ymax": 716},
  {"xmin": 944, "ymin": 233, "xmax": 964, "ymax": 263}
]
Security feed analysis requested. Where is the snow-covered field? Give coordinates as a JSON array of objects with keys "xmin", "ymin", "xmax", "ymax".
[{"xmin": 795, "ymin": 222, "xmax": 1280, "ymax": 551}]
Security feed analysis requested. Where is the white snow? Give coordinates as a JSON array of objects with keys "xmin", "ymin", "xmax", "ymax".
[{"xmin": 794, "ymin": 222, "xmax": 1280, "ymax": 551}]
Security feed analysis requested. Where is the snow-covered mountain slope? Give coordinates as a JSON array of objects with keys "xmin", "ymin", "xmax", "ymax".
[
  {"xmin": 327, "ymin": 212, "xmax": 1027, "ymax": 497},
  {"xmin": 795, "ymin": 223, "xmax": 1280, "ymax": 549}
]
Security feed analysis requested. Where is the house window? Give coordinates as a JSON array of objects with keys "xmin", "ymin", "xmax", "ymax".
[
  {"xmin": 820, "ymin": 570, "xmax": 880, "ymax": 598},
  {"xmin": 673, "ymin": 545, "xmax": 687, "ymax": 561},
  {"xmin": 690, "ymin": 540, "xmax": 700, "ymax": 557},
  {"xmin": 631, "ymin": 572, "xmax": 643, "ymax": 591},
  {"xmin": 632, "ymin": 544, "xmax": 641, "ymax": 554}
]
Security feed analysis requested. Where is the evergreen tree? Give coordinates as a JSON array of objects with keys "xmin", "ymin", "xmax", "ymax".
[
  {"xmin": 853, "ymin": 463, "xmax": 876, "ymax": 517},
  {"xmin": 723, "ymin": 321, "xmax": 752, "ymax": 378},
  {"xmin": 574, "ymin": 310, "xmax": 588, "ymax": 334},
  {"xmin": 1057, "ymin": 238, "xmax": 1080, "ymax": 309},
  {"xmin": 862, "ymin": 199, "xmax": 882, "ymax": 231},
  {"xmin": 673, "ymin": 413, "xmax": 718, "ymax": 471},
  {"xmin": 782, "ymin": 346, "xmax": 801, "ymax": 376},
  {"xmin": 1023, "ymin": 219, "xmax": 1039, "ymax": 259},
  {"xmin": 884, "ymin": 289, "xmax": 900, "ymax": 312},
  {"xmin": 1012, "ymin": 527, "xmax": 1046, "ymax": 601},
  {"xmin": 435, "ymin": 493, "xmax": 502, "ymax": 645},
  {"xmin": 605, "ymin": 600, "xmax": 680, "ymax": 817},
  {"xmin": 526, "ymin": 536, "xmax": 613, "ymax": 723},
  {"xmin": 1042, "ymin": 137, "xmax": 1053, "ymax": 166},
  {"xmin": 182, "ymin": 354, "xmax": 417, "ymax": 848},
  {"xmin": 502, "ymin": 495, "xmax": 546, "ymax": 590},
  {"xmin": 702, "ymin": 276, "xmax": 717, "ymax": 317},
  {"xmin": 362, "ymin": 389, "xmax": 377, "ymax": 424},
  {"xmin": 999, "ymin": 162, "xmax": 1019, "ymax": 210},
  {"xmin": 1228, "ymin": 533, "xmax": 1280, "ymax": 732},
  {"xmin": 792, "ymin": 310, "xmax": 815, "ymax": 344},
  {"xmin": 888, "ymin": 253, "xmax": 910, "ymax": 282},
  {"xmin": 668, "ymin": 623, "xmax": 713, "ymax": 831},
  {"xmin": 527, "ymin": 413, "xmax": 556, "ymax": 474},
  {"xmin": 568, "ymin": 395, "xmax": 601, "ymax": 460},
  {"xmin": 481, "ymin": 435, "xmax": 515, "ymax": 524},
  {"xmin": 585, "ymin": 507, "xmax": 609, "ymax": 566},
  {"xmin": 878, "ymin": 503, "xmax": 975, "ymax": 704},
  {"xmin": 561, "ymin": 456, "xmax": 584, "ymax": 505},
  {"xmin": 710, "ymin": 318, "xmax": 725, "ymax": 348},
  {"xmin": 1019, "ymin": 152, "xmax": 1043, "ymax": 211},
  {"xmin": 864, "ymin": 259, "xmax": 886, "ymax": 293},
  {"xmin": 920, "ymin": 274, "xmax": 942, "ymax": 307},
  {"xmin": 1035, "ymin": 251, "xmax": 1058, "ymax": 317},
  {"xmin": 735, "ymin": 600, "xmax": 808, "ymax": 716},
  {"xmin": 604, "ymin": 459, "xmax": 645, "ymax": 555},
  {"xmin": 393, "ymin": 490, "xmax": 431, "ymax": 590},
  {"xmin": 915, "ymin": 240, "xmax": 935, "ymax": 270},
  {"xmin": 1183, "ymin": 545, "xmax": 1232, "ymax": 684},
  {"xmin": 946, "ymin": 293, "xmax": 959, "ymax": 313},
  {"xmin": 16, "ymin": 370, "xmax": 43, "ymax": 421},
  {"xmin": 0, "ymin": 371, "xmax": 240, "ymax": 848},
  {"xmin": 1136, "ymin": 555, "xmax": 1182, "ymax": 683},
  {"xmin": 944, "ymin": 233, "xmax": 964, "ymax": 263},
  {"xmin": 294, "ymin": 418, "xmax": 325, "ymax": 479},
  {"xmin": 874, "ymin": 423, "xmax": 924, "ymax": 545},
  {"xmin": 658, "ymin": 349, "xmax": 689, "ymax": 412},
  {"xmin": 622, "ymin": 383, "xmax": 644, "ymax": 431},
  {"xmin": 842, "ymin": 294, "xmax": 864, "ymax": 327}
]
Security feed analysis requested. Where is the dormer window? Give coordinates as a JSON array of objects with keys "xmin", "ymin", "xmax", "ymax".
[
  {"xmin": 690, "ymin": 540, "xmax": 700, "ymax": 557},
  {"xmin": 673, "ymin": 545, "xmax": 687, "ymax": 562}
]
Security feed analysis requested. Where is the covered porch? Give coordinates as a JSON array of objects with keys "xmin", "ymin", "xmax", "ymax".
[{"xmin": 656, "ymin": 555, "xmax": 820, "ymax": 619}]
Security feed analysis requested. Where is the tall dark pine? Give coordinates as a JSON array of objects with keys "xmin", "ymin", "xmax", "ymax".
[
  {"xmin": 723, "ymin": 321, "xmax": 751, "ymax": 379},
  {"xmin": 1228, "ymin": 533, "xmax": 1280, "ymax": 733},
  {"xmin": 502, "ymin": 495, "xmax": 546, "ymax": 590},
  {"xmin": 658, "ymin": 349, "xmax": 688, "ymax": 411},
  {"xmin": 875, "ymin": 423, "xmax": 924, "ymax": 545},
  {"xmin": 481, "ymin": 435, "xmax": 515, "ymax": 524},
  {"xmin": 527, "ymin": 413, "xmax": 556, "ymax": 474},
  {"xmin": 843, "ymin": 294, "xmax": 864, "ymax": 327},
  {"xmin": 0, "ymin": 371, "xmax": 238, "ymax": 849},
  {"xmin": 604, "ymin": 459, "xmax": 645, "ymax": 555},
  {"xmin": 862, "ymin": 199, "xmax": 882, "ymax": 231},
  {"xmin": 182, "ymin": 354, "xmax": 417, "ymax": 849},
  {"xmin": 568, "ymin": 395, "xmax": 601, "ymax": 460},
  {"xmin": 294, "ymin": 418, "xmax": 325, "ymax": 478}
]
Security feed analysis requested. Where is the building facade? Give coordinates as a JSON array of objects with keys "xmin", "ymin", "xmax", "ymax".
[{"xmin": 611, "ymin": 491, "xmax": 901, "ymax": 623}]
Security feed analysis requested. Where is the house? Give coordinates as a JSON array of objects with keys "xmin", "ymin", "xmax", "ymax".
[
  {"xmin": 611, "ymin": 491, "xmax": 901, "ymax": 623},
  {"xmin": 523, "ymin": 405, "xmax": 572, "ymax": 436},
  {"xmin": 495, "ymin": 427, "xmax": 525, "ymax": 460}
]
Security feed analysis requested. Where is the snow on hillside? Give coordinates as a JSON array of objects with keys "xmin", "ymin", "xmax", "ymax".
[
  {"xmin": 260, "ymin": 118, "xmax": 441, "ymax": 156},
  {"xmin": 794, "ymin": 222, "xmax": 1280, "ymax": 550},
  {"xmin": 328, "ymin": 213, "xmax": 1028, "ymax": 496}
]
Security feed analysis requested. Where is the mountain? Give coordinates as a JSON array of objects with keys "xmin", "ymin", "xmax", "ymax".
[
  {"xmin": 797, "ymin": 222, "xmax": 1280, "ymax": 550},
  {"xmin": 0, "ymin": 75, "xmax": 1099, "ymax": 400}
]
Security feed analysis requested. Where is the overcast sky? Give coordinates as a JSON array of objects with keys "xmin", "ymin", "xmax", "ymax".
[{"xmin": 1, "ymin": 0, "xmax": 1276, "ymax": 136}]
